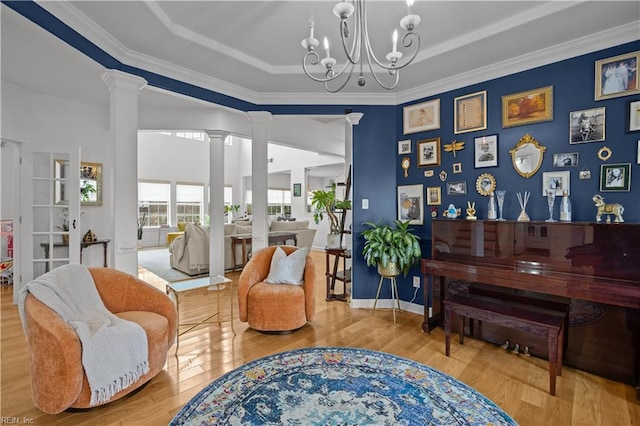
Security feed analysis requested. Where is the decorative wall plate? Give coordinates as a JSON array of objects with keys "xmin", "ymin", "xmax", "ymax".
[
  {"xmin": 598, "ymin": 146, "xmax": 612, "ymax": 161},
  {"xmin": 476, "ymin": 173, "xmax": 496, "ymax": 196}
]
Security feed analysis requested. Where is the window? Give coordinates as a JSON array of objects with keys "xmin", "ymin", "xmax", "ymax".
[
  {"xmin": 175, "ymin": 131, "xmax": 204, "ymax": 141},
  {"xmin": 245, "ymin": 189, "xmax": 291, "ymax": 216},
  {"xmin": 177, "ymin": 184, "xmax": 204, "ymax": 224},
  {"xmin": 138, "ymin": 181, "xmax": 170, "ymax": 227}
]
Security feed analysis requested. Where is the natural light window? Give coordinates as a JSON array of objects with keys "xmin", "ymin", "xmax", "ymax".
[
  {"xmin": 138, "ymin": 181, "xmax": 170, "ymax": 227},
  {"xmin": 176, "ymin": 183, "xmax": 204, "ymax": 224}
]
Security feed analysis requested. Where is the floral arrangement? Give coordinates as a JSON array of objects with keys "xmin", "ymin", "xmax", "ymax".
[{"xmin": 57, "ymin": 208, "xmax": 69, "ymax": 231}]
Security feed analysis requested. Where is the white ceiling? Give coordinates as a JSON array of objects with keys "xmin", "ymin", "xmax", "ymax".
[{"xmin": 2, "ymin": 1, "xmax": 639, "ymax": 110}]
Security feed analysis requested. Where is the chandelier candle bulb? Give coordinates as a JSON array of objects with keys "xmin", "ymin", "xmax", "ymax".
[
  {"xmin": 324, "ymin": 37, "xmax": 330, "ymax": 59},
  {"xmin": 392, "ymin": 30, "xmax": 398, "ymax": 53}
]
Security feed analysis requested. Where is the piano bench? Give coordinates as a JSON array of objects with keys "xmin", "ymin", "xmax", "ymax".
[
  {"xmin": 444, "ymin": 292, "xmax": 566, "ymax": 396},
  {"xmin": 466, "ymin": 283, "xmax": 570, "ymax": 348}
]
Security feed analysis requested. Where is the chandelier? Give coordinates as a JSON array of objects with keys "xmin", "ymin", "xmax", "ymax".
[{"xmin": 301, "ymin": 0, "xmax": 421, "ymax": 93}]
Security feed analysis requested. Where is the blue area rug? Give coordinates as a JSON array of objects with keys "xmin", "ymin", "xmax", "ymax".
[{"xmin": 170, "ymin": 347, "xmax": 517, "ymax": 425}]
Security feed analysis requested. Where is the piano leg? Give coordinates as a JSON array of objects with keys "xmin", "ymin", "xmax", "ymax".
[{"xmin": 422, "ymin": 274, "xmax": 444, "ymax": 333}]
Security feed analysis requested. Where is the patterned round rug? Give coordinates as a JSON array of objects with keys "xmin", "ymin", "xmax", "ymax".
[{"xmin": 170, "ymin": 347, "xmax": 517, "ymax": 425}]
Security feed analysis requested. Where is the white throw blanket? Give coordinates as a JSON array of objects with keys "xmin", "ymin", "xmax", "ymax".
[
  {"xmin": 18, "ymin": 264, "xmax": 149, "ymax": 406},
  {"xmin": 186, "ymin": 224, "xmax": 209, "ymax": 271}
]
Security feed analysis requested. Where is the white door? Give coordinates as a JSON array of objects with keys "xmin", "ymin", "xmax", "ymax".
[{"xmin": 19, "ymin": 145, "xmax": 81, "ymax": 291}]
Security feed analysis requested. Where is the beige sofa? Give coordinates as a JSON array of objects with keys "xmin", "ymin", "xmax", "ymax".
[{"xmin": 169, "ymin": 221, "xmax": 316, "ymax": 275}]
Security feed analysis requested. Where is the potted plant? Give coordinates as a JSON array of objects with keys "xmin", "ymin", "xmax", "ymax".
[
  {"xmin": 361, "ymin": 219, "xmax": 421, "ymax": 277},
  {"xmin": 80, "ymin": 180, "xmax": 96, "ymax": 202},
  {"xmin": 311, "ymin": 184, "xmax": 351, "ymax": 248},
  {"xmin": 137, "ymin": 212, "xmax": 147, "ymax": 241},
  {"xmin": 57, "ymin": 208, "xmax": 70, "ymax": 245},
  {"xmin": 224, "ymin": 204, "xmax": 240, "ymax": 223}
]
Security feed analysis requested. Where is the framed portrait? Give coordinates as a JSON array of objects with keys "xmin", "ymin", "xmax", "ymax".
[
  {"xmin": 293, "ymin": 183, "xmax": 302, "ymax": 197},
  {"xmin": 454, "ymin": 90, "xmax": 487, "ymax": 134},
  {"xmin": 542, "ymin": 171, "xmax": 570, "ymax": 196},
  {"xmin": 553, "ymin": 152, "xmax": 579, "ymax": 167},
  {"xmin": 600, "ymin": 163, "xmax": 631, "ymax": 192},
  {"xmin": 594, "ymin": 51, "xmax": 639, "ymax": 101},
  {"xmin": 426, "ymin": 186, "xmax": 441, "ymax": 206},
  {"xmin": 398, "ymin": 139, "xmax": 412, "ymax": 154},
  {"xmin": 403, "ymin": 99, "xmax": 440, "ymax": 134},
  {"xmin": 474, "ymin": 135, "xmax": 498, "ymax": 168},
  {"xmin": 417, "ymin": 138, "xmax": 441, "ymax": 167},
  {"xmin": 569, "ymin": 107, "xmax": 605, "ymax": 143},
  {"xmin": 628, "ymin": 100, "xmax": 640, "ymax": 132},
  {"xmin": 446, "ymin": 181, "xmax": 467, "ymax": 196},
  {"xmin": 502, "ymin": 86, "xmax": 553, "ymax": 128},
  {"xmin": 397, "ymin": 184, "xmax": 424, "ymax": 225},
  {"xmin": 453, "ymin": 163, "xmax": 462, "ymax": 174}
]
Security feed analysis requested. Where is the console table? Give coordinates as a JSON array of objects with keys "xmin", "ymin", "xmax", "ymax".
[
  {"xmin": 41, "ymin": 239, "xmax": 110, "ymax": 272},
  {"xmin": 230, "ymin": 232, "xmax": 297, "ymax": 271}
]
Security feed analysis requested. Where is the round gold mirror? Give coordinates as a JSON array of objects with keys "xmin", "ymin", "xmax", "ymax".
[
  {"xmin": 476, "ymin": 173, "xmax": 496, "ymax": 196},
  {"xmin": 508, "ymin": 134, "xmax": 546, "ymax": 178}
]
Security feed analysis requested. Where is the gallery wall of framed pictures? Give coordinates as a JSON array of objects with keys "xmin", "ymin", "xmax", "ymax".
[{"xmin": 396, "ymin": 45, "xmax": 639, "ymax": 223}]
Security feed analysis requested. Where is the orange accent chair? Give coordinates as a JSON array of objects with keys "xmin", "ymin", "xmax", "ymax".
[
  {"xmin": 238, "ymin": 245, "xmax": 315, "ymax": 332},
  {"xmin": 22, "ymin": 267, "xmax": 177, "ymax": 414}
]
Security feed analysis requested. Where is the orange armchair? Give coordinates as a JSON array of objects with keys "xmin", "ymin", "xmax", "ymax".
[
  {"xmin": 22, "ymin": 267, "xmax": 177, "ymax": 414},
  {"xmin": 238, "ymin": 245, "xmax": 315, "ymax": 332}
]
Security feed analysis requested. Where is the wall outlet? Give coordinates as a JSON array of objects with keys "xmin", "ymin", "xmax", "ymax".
[{"xmin": 413, "ymin": 276, "xmax": 420, "ymax": 288}]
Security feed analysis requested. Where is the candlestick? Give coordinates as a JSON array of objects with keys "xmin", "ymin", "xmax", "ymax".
[
  {"xmin": 323, "ymin": 37, "xmax": 330, "ymax": 58},
  {"xmin": 392, "ymin": 29, "xmax": 398, "ymax": 53}
]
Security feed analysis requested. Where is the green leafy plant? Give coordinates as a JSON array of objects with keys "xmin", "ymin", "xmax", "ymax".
[
  {"xmin": 361, "ymin": 219, "xmax": 421, "ymax": 277},
  {"xmin": 80, "ymin": 180, "xmax": 96, "ymax": 202},
  {"xmin": 311, "ymin": 184, "xmax": 351, "ymax": 234},
  {"xmin": 57, "ymin": 208, "xmax": 69, "ymax": 231},
  {"xmin": 137, "ymin": 212, "xmax": 147, "ymax": 240}
]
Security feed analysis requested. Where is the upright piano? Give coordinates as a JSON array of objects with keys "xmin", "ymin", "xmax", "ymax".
[{"xmin": 422, "ymin": 219, "xmax": 640, "ymax": 398}]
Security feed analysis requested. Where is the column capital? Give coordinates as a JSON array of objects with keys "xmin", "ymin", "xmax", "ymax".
[
  {"xmin": 246, "ymin": 111, "xmax": 272, "ymax": 124},
  {"xmin": 346, "ymin": 112, "xmax": 364, "ymax": 126},
  {"xmin": 101, "ymin": 69, "xmax": 147, "ymax": 93},
  {"xmin": 205, "ymin": 130, "xmax": 229, "ymax": 141}
]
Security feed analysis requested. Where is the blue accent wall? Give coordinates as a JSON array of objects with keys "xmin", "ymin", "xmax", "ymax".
[{"xmin": 6, "ymin": 0, "xmax": 639, "ymax": 307}]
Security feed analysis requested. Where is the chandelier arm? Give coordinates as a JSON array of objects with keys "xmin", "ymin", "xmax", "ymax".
[
  {"xmin": 302, "ymin": 52, "xmax": 355, "ymax": 84},
  {"xmin": 338, "ymin": 4, "xmax": 361, "ymax": 64},
  {"xmin": 324, "ymin": 64, "xmax": 357, "ymax": 93},
  {"xmin": 364, "ymin": 45, "xmax": 400, "ymax": 90}
]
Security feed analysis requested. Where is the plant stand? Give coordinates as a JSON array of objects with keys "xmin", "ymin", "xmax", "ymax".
[{"xmin": 372, "ymin": 274, "xmax": 402, "ymax": 325}]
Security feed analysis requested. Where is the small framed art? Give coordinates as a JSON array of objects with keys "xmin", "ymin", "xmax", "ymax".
[
  {"xmin": 594, "ymin": 51, "xmax": 640, "ymax": 101},
  {"xmin": 600, "ymin": 163, "xmax": 631, "ymax": 192},
  {"xmin": 293, "ymin": 183, "xmax": 302, "ymax": 197},
  {"xmin": 397, "ymin": 184, "xmax": 424, "ymax": 225},
  {"xmin": 446, "ymin": 181, "xmax": 467, "ymax": 196},
  {"xmin": 417, "ymin": 138, "xmax": 441, "ymax": 167},
  {"xmin": 553, "ymin": 152, "xmax": 579, "ymax": 167},
  {"xmin": 570, "ymin": 107, "xmax": 605, "ymax": 143},
  {"xmin": 454, "ymin": 90, "xmax": 487, "ymax": 134},
  {"xmin": 426, "ymin": 186, "xmax": 441, "ymax": 206},
  {"xmin": 502, "ymin": 86, "xmax": 553, "ymax": 128},
  {"xmin": 453, "ymin": 163, "xmax": 462, "ymax": 174},
  {"xmin": 398, "ymin": 139, "xmax": 412, "ymax": 154},
  {"xmin": 542, "ymin": 171, "xmax": 570, "ymax": 196},
  {"xmin": 474, "ymin": 135, "xmax": 498, "ymax": 168},
  {"xmin": 628, "ymin": 100, "xmax": 640, "ymax": 132},
  {"xmin": 403, "ymin": 99, "xmax": 440, "ymax": 134}
]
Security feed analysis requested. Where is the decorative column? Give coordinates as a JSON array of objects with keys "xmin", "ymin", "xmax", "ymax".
[
  {"xmin": 101, "ymin": 70, "xmax": 147, "ymax": 274},
  {"xmin": 205, "ymin": 130, "xmax": 228, "ymax": 277},
  {"xmin": 246, "ymin": 111, "xmax": 272, "ymax": 252}
]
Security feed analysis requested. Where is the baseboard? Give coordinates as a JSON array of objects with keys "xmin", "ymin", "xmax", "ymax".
[{"xmin": 349, "ymin": 298, "xmax": 425, "ymax": 316}]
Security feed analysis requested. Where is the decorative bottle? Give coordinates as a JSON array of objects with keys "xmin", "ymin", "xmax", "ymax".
[
  {"xmin": 487, "ymin": 191, "xmax": 497, "ymax": 220},
  {"xmin": 560, "ymin": 191, "xmax": 572, "ymax": 222}
]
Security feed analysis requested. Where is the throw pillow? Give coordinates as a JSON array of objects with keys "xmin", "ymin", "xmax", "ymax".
[
  {"xmin": 177, "ymin": 222, "xmax": 186, "ymax": 232},
  {"xmin": 265, "ymin": 247, "xmax": 307, "ymax": 285}
]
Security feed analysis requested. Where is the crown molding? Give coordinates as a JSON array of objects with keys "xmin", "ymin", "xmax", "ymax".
[{"xmin": 32, "ymin": 1, "xmax": 640, "ymax": 108}]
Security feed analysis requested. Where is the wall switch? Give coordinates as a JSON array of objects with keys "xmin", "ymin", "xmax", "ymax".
[
  {"xmin": 362, "ymin": 198, "xmax": 369, "ymax": 209},
  {"xmin": 413, "ymin": 276, "xmax": 420, "ymax": 288}
]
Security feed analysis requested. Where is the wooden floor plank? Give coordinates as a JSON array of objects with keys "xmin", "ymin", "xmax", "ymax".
[{"xmin": 1, "ymin": 250, "xmax": 638, "ymax": 425}]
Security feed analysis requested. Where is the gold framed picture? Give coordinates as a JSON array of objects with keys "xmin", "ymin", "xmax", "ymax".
[
  {"xmin": 502, "ymin": 86, "xmax": 553, "ymax": 128},
  {"xmin": 594, "ymin": 51, "xmax": 639, "ymax": 101},
  {"xmin": 426, "ymin": 186, "xmax": 441, "ymax": 206},
  {"xmin": 417, "ymin": 138, "xmax": 441, "ymax": 167},
  {"xmin": 454, "ymin": 90, "xmax": 487, "ymax": 134},
  {"xmin": 403, "ymin": 99, "xmax": 440, "ymax": 134}
]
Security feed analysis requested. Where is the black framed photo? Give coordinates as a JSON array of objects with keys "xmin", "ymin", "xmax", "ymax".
[
  {"xmin": 600, "ymin": 163, "xmax": 631, "ymax": 192},
  {"xmin": 474, "ymin": 135, "xmax": 498, "ymax": 168},
  {"xmin": 628, "ymin": 99, "xmax": 640, "ymax": 132},
  {"xmin": 293, "ymin": 183, "xmax": 301, "ymax": 197},
  {"xmin": 446, "ymin": 181, "xmax": 467, "ymax": 196},
  {"xmin": 570, "ymin": 107, "xmax": 605, "ymax": 143}
]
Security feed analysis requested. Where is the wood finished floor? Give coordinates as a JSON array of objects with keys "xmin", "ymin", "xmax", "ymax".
[{"xmin": 1, "ymin": 250, "xmax": 639, "ymax": 425}]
